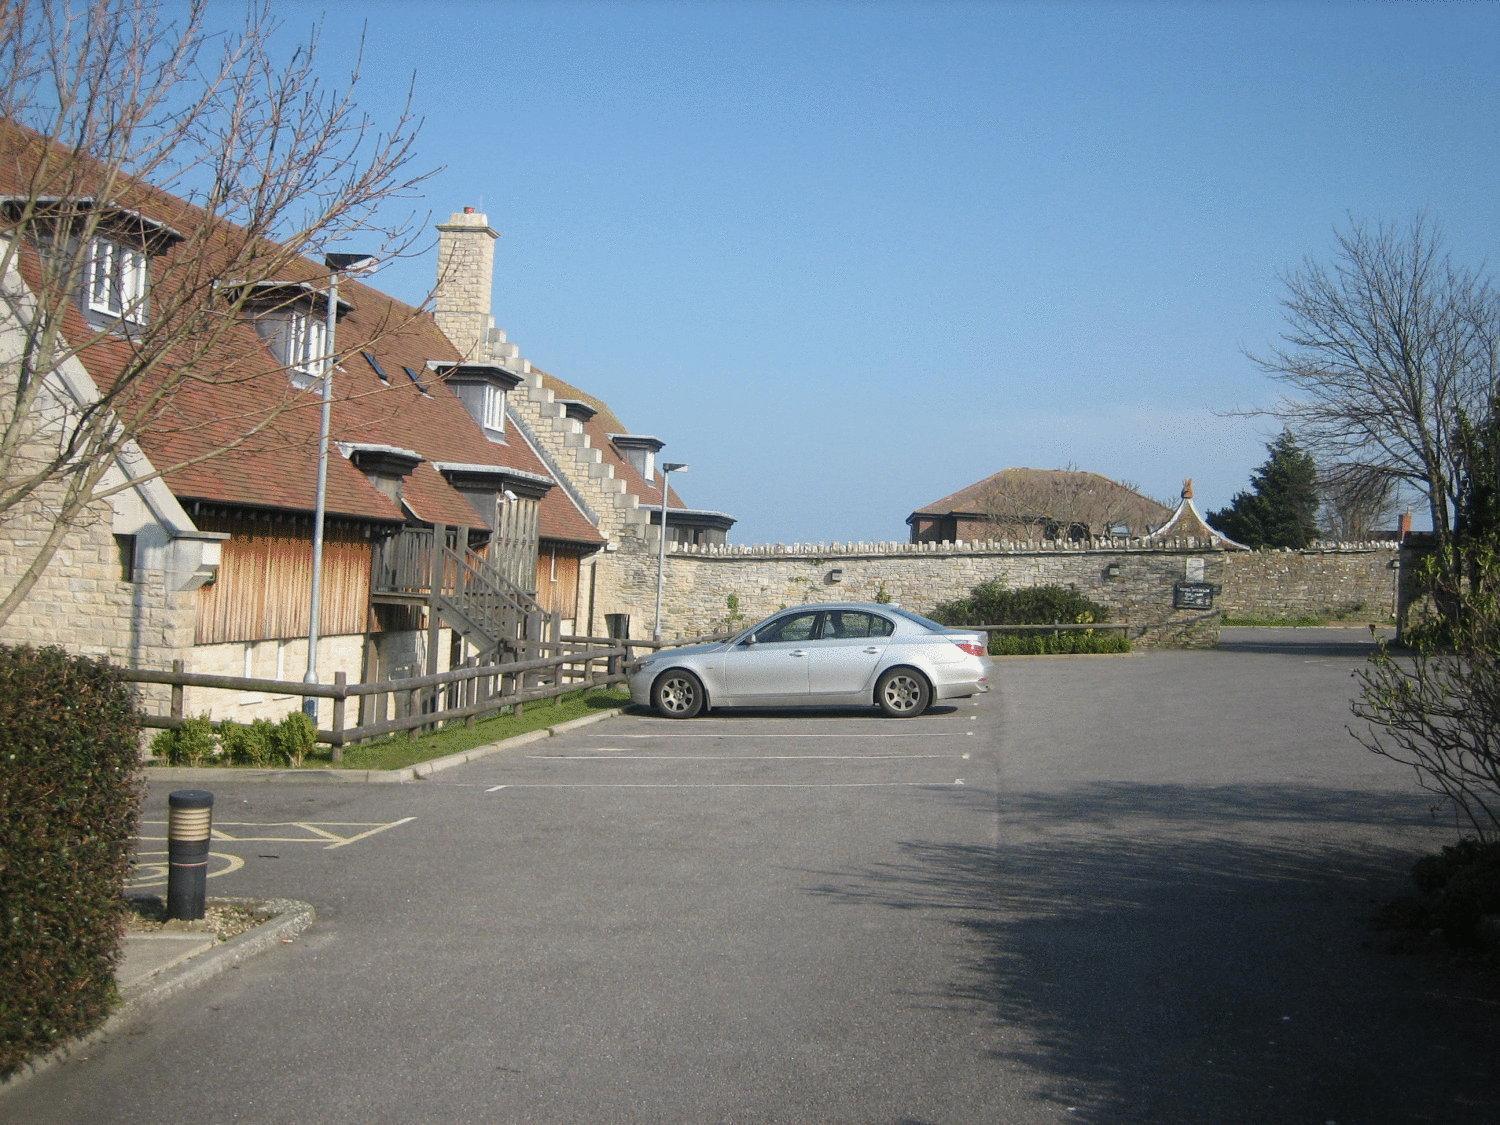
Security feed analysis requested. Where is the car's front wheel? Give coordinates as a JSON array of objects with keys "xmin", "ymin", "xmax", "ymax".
[
  {"xmin": 653, "ymin": 669, "xmax": 705, "ymax": 719},
  {"xmin": 875, "ymin": 667, "xmax": 930, "ymax": 718}
]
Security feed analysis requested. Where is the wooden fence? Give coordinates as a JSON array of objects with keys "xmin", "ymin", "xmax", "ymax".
[{"xmin": 118, "ymin": 632, "xmax": 730, "ymax": 762}]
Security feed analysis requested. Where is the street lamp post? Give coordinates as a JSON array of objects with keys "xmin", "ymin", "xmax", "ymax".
[
  {"xmin": 653, "ymin": 462, "xmax": 688, "ymax": 641},
  {"xmin": 303, "ymin": 253, "xmax": 376, "ymax": 721}
]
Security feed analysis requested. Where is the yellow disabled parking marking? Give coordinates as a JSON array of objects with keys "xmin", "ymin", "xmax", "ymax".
[
  {"xmin": 126, "ymin": 850, "xmax": 244, "ymax": 891},
  {"xmin": 137, "ymin": 817, "xmax": 415, "ymax": 851}
]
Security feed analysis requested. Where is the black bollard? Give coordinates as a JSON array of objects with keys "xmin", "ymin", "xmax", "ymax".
[{"xmin": 166, "ymin": 789, "xmax": 214, "ymax": 921}]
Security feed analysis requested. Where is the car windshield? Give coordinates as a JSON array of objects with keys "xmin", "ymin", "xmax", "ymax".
[{"xmin": 887, "ymin": 606, "xmax": 951, "ymax": 633}]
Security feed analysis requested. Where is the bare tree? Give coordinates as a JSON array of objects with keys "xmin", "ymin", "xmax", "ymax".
[
  {"xmin": 975, "ymin": 466, "xmax": 1167, "ymax": 541},
  {"xmin": 0, "ymin": 0, "xmax": 433, "ymax": 628},
  {"xmin": 1251, "ymin": 217, "xmax": 1500, "ymax": 559},
  {"xmin": 1351, "ymin": 543, "xmax": 1500, "ymax": 842},
  {"xmin": 1318, "ymin": 460, "xmax": 1399, "ymax": 541}
]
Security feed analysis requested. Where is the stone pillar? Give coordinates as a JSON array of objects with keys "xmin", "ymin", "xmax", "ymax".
[{"xmin": 434, "ymin": 208, "xmax": 499, "ymax": 360}]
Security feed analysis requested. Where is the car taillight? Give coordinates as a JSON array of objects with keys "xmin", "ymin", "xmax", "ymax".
[{"xmin": 954, "ymin": 640, "xmax": 986, "ymax": 657}]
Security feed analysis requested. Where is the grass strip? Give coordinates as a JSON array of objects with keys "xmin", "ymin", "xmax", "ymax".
[
  {"xmin": 145, "ymin": 687, "xmax": 630, "ymax": 772},
  {"xmin": 1222, "ymin": 614, "xmax": 1352, "ymax": 627},
  {"xmin": 321, "ymin": 686, "xmax": 630, "ymax": 771}
]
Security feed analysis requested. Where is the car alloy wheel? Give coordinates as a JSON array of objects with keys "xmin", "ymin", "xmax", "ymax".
[
  {"xmin": 655, "ymin": 671, "xmax": 703, "ymax": 719},
  {"xmin": 877, "ymin": 668, "xmax": 929, "ymax": 717}
]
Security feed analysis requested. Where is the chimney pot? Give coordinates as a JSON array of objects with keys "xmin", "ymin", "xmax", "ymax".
[{"xmin": 464, "ymin": 206, "xmax": 475, "ymax": 214}]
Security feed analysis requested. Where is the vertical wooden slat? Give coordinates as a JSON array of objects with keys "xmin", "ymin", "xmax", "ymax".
[
  {"xmin": 331, "ymin": 671, "xmax": 346, "ymax": 762},
  {"xmin": 170, "ymin": 659, "xmax": 184, "ymax": 720},
  {"xmin": 425, "ymin": 524, "xmax": 445, "ymax": 716}
]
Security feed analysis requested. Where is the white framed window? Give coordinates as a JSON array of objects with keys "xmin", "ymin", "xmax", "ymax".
[
  {"xmin": 86, "ymin": 237, "xmax": 148, "ymax": 322},
  {"xmin": 257, "ymin": 309, "xmax": 328, "ymax": 386},
  {"xmin": 481, "ymin": 383, "xmax": 506, "ymax": 432}
]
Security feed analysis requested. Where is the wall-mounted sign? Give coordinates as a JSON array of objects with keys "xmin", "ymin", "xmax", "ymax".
[{"xmin": 1174, "ymin": 581, "xmax": 1215, "ymax": 609}]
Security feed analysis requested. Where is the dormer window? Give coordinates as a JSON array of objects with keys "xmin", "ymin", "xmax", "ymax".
[
  {"xmin": 429, "ymin": 361, "xmax": 521, "ymax": 441},
  {"xmin": 262, "ymin": 308, "xmax": 328, "ymax": 388},
  {"xmin": 0, "ymin": 197, "xmax": 181, "ymax": 330},
  {"xmin": 223, "ymin": 279, "xmax": 350, "ymax": 390},
  {"xmin": 609, "ymin": 434, "xmax": 666, "ymax": 482},
  {"xmin": 86, "ymin": 237, "xmax": 148, "ymax": 322},
  {"xmin": 480, "ymin": 382, "xmax": 506, "ymax": 431},
  {"xmin": 559, "ymin": 399, "xmax": 598, "ymax": 435}
]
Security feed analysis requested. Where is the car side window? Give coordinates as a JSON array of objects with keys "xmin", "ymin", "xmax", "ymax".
[
  {"xmin": 755, "ymin": 612, "xmax": 821, "ymax": 644},
  {"xmin": 822, "ymin": 611, "xmax": 896, "ymax": 639}
]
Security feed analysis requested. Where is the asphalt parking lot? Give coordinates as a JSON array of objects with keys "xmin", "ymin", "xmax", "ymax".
[{"xmin": 9, "ymin": 628, "xmax": 1498, "ymax": 1122}]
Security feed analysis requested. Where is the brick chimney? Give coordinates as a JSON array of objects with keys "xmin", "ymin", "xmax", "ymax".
[
  {"xmin": 434, "ymin": 207, "xmax": 499, "ymax": 360},
  {"xmin": 1398, "ymin": 510, "xmax": 1412, "ymax": 540}
]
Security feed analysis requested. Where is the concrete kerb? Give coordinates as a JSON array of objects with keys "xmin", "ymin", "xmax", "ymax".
[
  {"xmin": 0, "ymin": 897, "xmax": 315, "ymax": 1096},
  {"xmin": 143, "ymin": 707, "xmax": 627, "ymax": 784}
]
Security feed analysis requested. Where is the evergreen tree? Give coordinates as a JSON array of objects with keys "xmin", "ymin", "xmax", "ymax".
[
  {"xmin": 1456, "ymin": 394, "xmax": 1500, "ymax": 549},
  {"xmin": 1208, "ymin": 432, "xmax": 1321, "ymax": 548}
]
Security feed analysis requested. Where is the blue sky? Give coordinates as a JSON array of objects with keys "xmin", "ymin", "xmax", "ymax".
[{"xmin": 211, "ymin": 1, "xmax": 1499, "ymax": 542}]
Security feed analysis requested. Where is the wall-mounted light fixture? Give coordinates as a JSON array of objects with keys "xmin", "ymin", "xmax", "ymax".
[{"xmin": 826, "ymin": 568, "xmax": 844, "ymax": 584}]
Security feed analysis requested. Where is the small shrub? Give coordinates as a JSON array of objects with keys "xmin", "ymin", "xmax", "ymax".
[
  {"xmin": 723, "ymin": 594, "xmax": 747, "ymax": 634},
  {"xmin": 269, "ymin": 711, "xmax": 317, "ymax": 767},
  {"xmin": 150, "ymin": 714, "xmax": 218, "ymax": 765},
  {"xmin": 0, "ymin": 645, "xmax": 142, "ymax": 1077},
  {"xmin": 933, "ymin": 580, "xmax": 1111, "ymax": 629},
  {"xmin": 1385, "ymin": 838, "xmax": 1500, "ymax": 948},
  {"xmin": 219, "ymin": 718, "xmax": 276, "ymax": 767},
  {"xmin": 873, "ymin": 582, "xmax": 892, "ymax": 605}
]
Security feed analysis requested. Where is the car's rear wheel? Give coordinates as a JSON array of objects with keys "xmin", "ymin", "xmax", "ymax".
[
  {"xmin": 876, "ymin": 667, "xmax": 930, "ymax": 718},
  {"xmin": 653, "ymin": 669, "xmax": 705, "ymax": 719}
]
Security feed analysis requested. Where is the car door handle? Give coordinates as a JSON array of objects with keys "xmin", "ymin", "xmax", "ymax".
[
  {"xmin": 863, "ymin": 647, "xmax": 879, "ymax": 654},
  {"xmin": 790, "ymin": 650, "xmax": 807, "ymax": 657}
]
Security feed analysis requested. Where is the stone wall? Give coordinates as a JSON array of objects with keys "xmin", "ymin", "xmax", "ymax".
[
  {"xmin": 648, "ymin": 538, "xmax": 1402, "ymax": 647},
  {"xmin": 655, "ymin": 538, "xmax": 1230, "ymax": 648},
  {"xmin": 1218, "ymin": 545, "xmax": 1399, "ymax": 621}
]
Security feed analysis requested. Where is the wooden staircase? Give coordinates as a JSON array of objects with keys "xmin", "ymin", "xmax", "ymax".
[{"xmin": 371, "ymin": 523, "xmax": 554, "ymax": 670}]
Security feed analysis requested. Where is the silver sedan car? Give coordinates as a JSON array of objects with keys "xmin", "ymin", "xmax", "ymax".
[{"xmin": 629, "ymin": 602, "xmax": 988, "ymax": 719}]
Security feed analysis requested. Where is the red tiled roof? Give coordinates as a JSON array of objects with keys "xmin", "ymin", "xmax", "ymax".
[
  {"xmin": 911, "ymin": 468, "xmax": 1172, "ymax": 530},
  {"xmin": 0, "ymin": 118, "xmax": 600, "ymax": 545}
]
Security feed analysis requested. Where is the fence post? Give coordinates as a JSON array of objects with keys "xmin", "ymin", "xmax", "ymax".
[
  {"xmin": 331, "ymin": 672, "xmax": 347, "ymax": 763},
  {"xmin": 170, "ymin": 659, "xmax": 184, "ymax": 722}
]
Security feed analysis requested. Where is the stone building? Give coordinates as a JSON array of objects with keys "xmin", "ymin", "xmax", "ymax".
[
  {"xmin": 909, "ymin": 467, "xmax": 1174, "ymax": 544},
  {"xmin": 0, "ymin": 121, "xmax": 608, "ymax": 720},
  {"xmin": 429, "ymin": 207, "xmax": 737, "ymax": 638}
]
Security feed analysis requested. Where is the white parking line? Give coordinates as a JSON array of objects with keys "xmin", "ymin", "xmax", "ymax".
[
  {"xmin": 528, "ymin": 753, "xmax": 960, "ymax": 761},
  {"xmin": 486, "ymin": 780, "xmax": 966, "ymax": 790},
  {"xmin": 614, "ymin": 733, "xmax": 958, "ymax": 740}
]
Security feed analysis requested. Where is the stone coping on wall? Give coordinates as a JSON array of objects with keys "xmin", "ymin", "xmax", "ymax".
[{"xmin": 668, "ymin": 538, "xmax": 1399, "ymax": 559}]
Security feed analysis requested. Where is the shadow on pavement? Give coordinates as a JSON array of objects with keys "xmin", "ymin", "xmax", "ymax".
[
  {"xmin": 622, "ymin": 704, "xmax": 965, "ymax": 720},
  {"xmin": 805, "ymin": 782, "xmax": 1499, "ymax": 1122},
  {"xmin": 1216, "ymin": 628, "xmax": 1384, "ymax": 658}
]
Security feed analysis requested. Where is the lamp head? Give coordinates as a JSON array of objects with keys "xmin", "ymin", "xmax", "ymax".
[
  {"xmin": 324, "ymin": 252, "xmax": 378, "ymax": 274},
  {"xmin": 662, "ymin": 462, "xmax": 689, "ymax": 474}
]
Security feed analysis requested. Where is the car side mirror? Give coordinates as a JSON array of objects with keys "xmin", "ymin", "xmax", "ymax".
[{"xmin": 743, "ymin": 633, "xmax": 758, "ymax": 646}]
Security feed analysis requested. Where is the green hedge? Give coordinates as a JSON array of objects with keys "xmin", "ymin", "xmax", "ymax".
[
  {"xmin": 987, "ymin": 630, "xmax": 1130, "ymax": 656},
  {"xmin": 0, "ymin": 645, "xmax": 142, "ymax": 1077},
  {"xmin": 931, "ymin": 581, "xmax": 1128, "ymax": 655},
  {"xmin": 932, "ymin": 580, "xmax": 1112, "ymax": 628}
]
